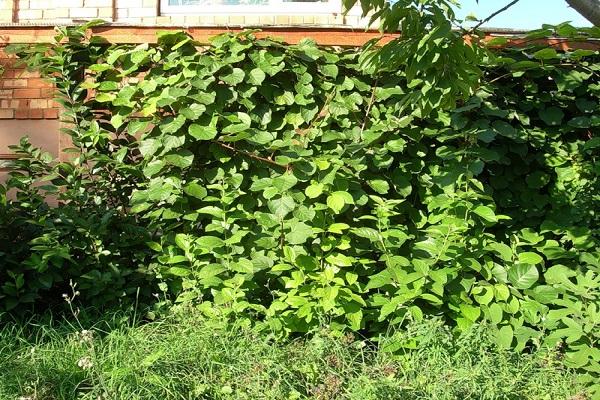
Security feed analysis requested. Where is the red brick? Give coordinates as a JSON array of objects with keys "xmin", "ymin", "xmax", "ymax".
[
  {"xmin": 29, "ymin": 99, "xmax": 48, "ymax": 109},
  {"xmin": 27, "ymin": 78, "xmax": 53, "ymax": 88},
  {"xmin": 13, "ymin": 88, "xmax": 41, "ymax": 99},
  {"xmin": 0, "ymin": 89, "xmax": 12, "ymax": 98},
  {"xmin": 15, "ymin": 109, "xmax": 29, "ymax": 119},
  {"xmin": 0, "ymin": 69, "xmax": 16, "ymax": 78},
  {"xmin": 1, "ymin": 79, "xmax": 27, "ymax": 88},
  {"xmin": 44, "ymin": 108, "xmax": 59, "ymax": 119},
  {"xmin": 28, "ymin": 109, "xmax": 44, "ymax": 119},
  {"xmin": 0, "ymin": 109, "xmax": 14, "ymax": 119},
  {"xmin": 41, "ymin": 88, "xmax": 55, "ymax": 98},
  {"xmin": 17, "ymin": 70, "xmax": 39, "ymax": 79},
  {"xmin": 0, "ymin": 100, "xmax": 18, "ymax": 108}
]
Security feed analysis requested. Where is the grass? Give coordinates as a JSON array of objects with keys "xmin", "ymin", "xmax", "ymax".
[{"xmin": 0, "ymin": 308, "xmax": 588, "ymax": 400}]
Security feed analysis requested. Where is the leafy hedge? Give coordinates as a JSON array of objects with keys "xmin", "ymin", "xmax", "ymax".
[{"xmin": 1, "ymin": 24, "xmax": 599, "ymax": 394}]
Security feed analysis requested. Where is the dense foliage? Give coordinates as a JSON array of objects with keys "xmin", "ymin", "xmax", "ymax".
[
  {"xmin": 340, "ymin": 0, "xmax": 600, "ymax": 114},
  {"xmin": 1, "ymin": 23, "xmax": 599, "ymax": 394}
]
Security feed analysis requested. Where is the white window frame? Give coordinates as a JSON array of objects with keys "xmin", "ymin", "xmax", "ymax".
[{"xmin": 160, "ymin": 0, "xmax": 343, "ymax": 15}]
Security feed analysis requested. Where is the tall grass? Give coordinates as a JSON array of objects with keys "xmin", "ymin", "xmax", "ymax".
[{"xmin": 0, "ymin": 309, "xmax": 587, "ymax": 400}]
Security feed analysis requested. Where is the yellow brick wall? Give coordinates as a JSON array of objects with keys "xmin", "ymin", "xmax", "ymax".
[
  {"xmin": 9, "ymin": 0, "xmax": 114, "ymax": 23},
  {"xmin": 0, "ymin": 0, "xmax": 14, "ymax": 23},
  {"xmin": 1, "ymin": 0, "xmax": 370, "ymax": 27}
]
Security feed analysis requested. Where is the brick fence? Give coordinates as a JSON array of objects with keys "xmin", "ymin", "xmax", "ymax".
[{"xmin": 0, "ymin": 46, "xmax": 58, "ymax": 120}]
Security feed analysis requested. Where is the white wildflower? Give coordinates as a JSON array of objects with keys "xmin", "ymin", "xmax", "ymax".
[{"xmin": 77, "ymin": 356, "xmax": 93, "ymax": 370}]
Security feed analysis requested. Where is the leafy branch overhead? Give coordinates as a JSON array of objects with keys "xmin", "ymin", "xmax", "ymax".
[{"xmin": 342, "ymin": 0, "xmax": 600, "ymax": 115}]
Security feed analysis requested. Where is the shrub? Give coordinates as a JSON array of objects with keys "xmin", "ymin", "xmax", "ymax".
[
  {"xmin": 0, "ymin": 24, "xmax": 155, "ymax": 312},
  {"xmin": 0, "ymin": 136, "xmax": 155, "ymax": 312},
  {"xmin": 4, "ymin": 23, "xmax": 599, "ymax": 393}
]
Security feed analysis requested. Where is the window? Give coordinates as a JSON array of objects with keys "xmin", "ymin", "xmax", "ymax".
[{"xmin": 161, "ymin": 0, "xmax": 342, "ymax": 14}]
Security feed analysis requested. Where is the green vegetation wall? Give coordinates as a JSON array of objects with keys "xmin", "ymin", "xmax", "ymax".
[{"xmin": 1, "ymin": 25, "xmax": 599, "ymax": 393}]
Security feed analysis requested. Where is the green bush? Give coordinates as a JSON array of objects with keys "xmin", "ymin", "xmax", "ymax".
[
  {"xmin": 3, "ymin": 23, "xmax": 599, "ymax": 394},
  {"xmin": 0, "ymin": 137, "xmax": 154, "ymax": 312}
]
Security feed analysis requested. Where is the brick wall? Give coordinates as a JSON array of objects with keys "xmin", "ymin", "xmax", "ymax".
[
  {"xmin": 0, "ymin": 46, "xmax": 58, "ymax": 120},
  {"xmin": 0, "ymin": 45, "xmax": 59, "ymax": 166},
  {"xmin": 1, "ymin": 0, "xmax": 115, "ymax": 23},
  {"xmin": 0, "ymin": 0, "xmax": 368, "ymax": 27},
  {"xmin": 0, "ymin": 43, "xmax": 59, "ymax": 170}
]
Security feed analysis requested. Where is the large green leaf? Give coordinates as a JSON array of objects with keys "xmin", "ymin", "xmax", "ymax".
[
  {"xmin": 508, "ymin": 264, "xmax": 539, "ymax": 289},
  {"xmin": 189, "ymin": 123, "xmax": 218, "ymax": 140},
  {"xmin": 268, "ymin": 196, "xmax": 296, "ymax": 219}
]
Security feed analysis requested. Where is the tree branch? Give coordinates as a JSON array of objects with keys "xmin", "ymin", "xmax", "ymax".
[
  {"xmin": 467, "ymin": 0, "xmax": 522, "ymax": 34},
  {"xmin": 211, "ymin": 141, "xmax": 290, "ymax": 170},
  {"xmin": 565, "ymin": 0, "xmax": 600, "ymax": 26}
]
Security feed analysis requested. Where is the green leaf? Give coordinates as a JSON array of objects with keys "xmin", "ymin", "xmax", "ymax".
[
  {"xmin": 142, "ymin": 160, "xmax": 164, "ymax": 177},
  {"xmin": 321, "ymin": 64, "xmax": 338, "ymax": 78},
  {"xmin": 268, "ymin": 196, "xmax": 296, "ymax": 219},
  {"xmin": 273, "ymin": 174, "xmax": 298, "ymax": 192},
  {"xmin": 497, "ymin": 325, "xmax": 514, "ymax": 349},
  {"xmin": 168, "ymin": 267, "xmax": 191, "ymax": 277},
  {"xmin": 160, "ymin": 115, "xmax": 186, "ymax": 134},
  {"xmin": 492, "ymin": 121, "xmax": 517, "ymax": 139},
  {"xmin": 197, "ymin": 236, "xmax": 225, "ymax": 249},
  {"xmin": 286, "ymin": 222, "xmax": 314, "ymax": 245},
  {"xmin": 351, "ymin": 227, "xmax": 381, "ymax": 242},
  {"xmin": 385, "ymin": 138, "xmax": 406, "ymax": 152},
  {"xmin": 368, "ymin": 179, "xmax": 390, "ymax": 194},
  {"xmin": 508, "ymin": 264, "xmax": 539, "ymax": 289},
  {"xmin": 189, "ymin": 123, "xmax": 218, "ymax": 141},
  {"xmin": 488, "ymin": 303, "xmax": 504, "ymax": 325},
  {"xmin": 181, "ymin": 103, "xmax": 206, "ymax": 120},
  {"xmin": 296, "ymin": 255, "xmax": 318, "ymax": 271},
  {"xmin": 460, "ymin": 304, "xmax": 481, "ymax": 322},
  {"xmin": 221, "ymin": 67, "xmax": 245, "ymax": 85},
  {"xmin": 533, "ymin": 48, "xmax": 558, "ymax": 60},
  {"xmin": 488, "ymin": 242, "xmax": 513, "ymax": 262},
  {"xmin": 222, "ymin": 112, "xmax": 251, "ymax": 134},
  {"xmin": 347, "ymin": 309, "xmax": 362, "ymax": 330},
  {"xmin": 175, "ymin": 233, "xmax": 191, "ymax": 251},
  {"xmin": 328, "ymin": 223, "xmax": 350, "ymax": 234},
  {"xmin": 517, "ymin": 252, "xmax": 543, "ymax": 265},
  {"xmin": 139, "ymin": 138, "xmax": 161, "ymax": 158},
  {"xmin": 305, "ymin": 183, "xmax": 324, "ymax": 199},
  {"xmin": 248, "ymin": 67, "xmax": 266, "ymax": 85},
  {"xmin": 365, "ymin": 270, "xmax": 392, "ymax": 290},
  {"xmin": 538, "ymin": 106, "xmax": 564, "ymax": 126},
  {"xmin": 327, "ymin": 191, "xmax": 352, "ymax": 214},
  {"xmin": 327, "ymin": 193, "xmax": 345, "ymax": 214},
  {"xmin": 183, "ymin": 182, "xmax": 207, "ymax": 199},
  {"xmin": 473, "ymin": 205, "xmax": 497, "ymax": 223},
  {"xmin": 164, "ymin": 150, "xmax": 194, "ymax": 168},
  {"xmin": 544, "ymin": 264, "xmax": 576, "ymax": 284}
]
